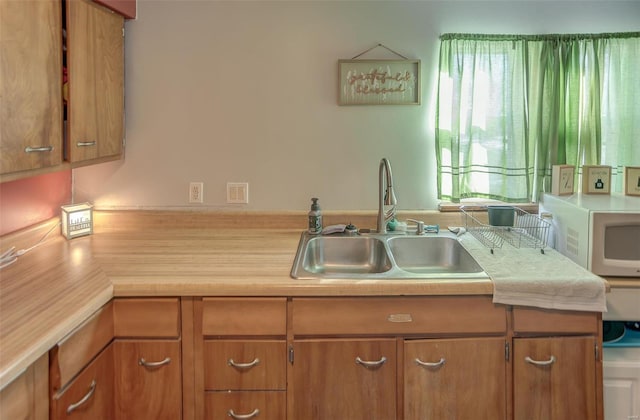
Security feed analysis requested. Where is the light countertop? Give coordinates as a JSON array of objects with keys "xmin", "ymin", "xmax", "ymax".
[{"xmin": 1, "ymin": 210, "xmax": 635, "ymax": 390}]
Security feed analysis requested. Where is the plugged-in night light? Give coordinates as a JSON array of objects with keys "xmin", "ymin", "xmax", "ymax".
[{"xmin": 61, "ymin": 203, "xmax": 93, "ymax": 239}]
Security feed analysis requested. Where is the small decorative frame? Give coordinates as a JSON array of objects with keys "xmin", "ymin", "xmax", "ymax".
[
  {"xmin": 551, "ymin": 165, "xmax": 575, "ymax": 195},
  {"xmin": 582, "ymin": 165, "xmax": 612, "ymax": 194},
  {"xmin": 624, "ymin": 166, "xmax": 640, "ymax": 196},
  {"xmin": 338, "ymin": 59, "xmax": 421, "ymax": 106}
]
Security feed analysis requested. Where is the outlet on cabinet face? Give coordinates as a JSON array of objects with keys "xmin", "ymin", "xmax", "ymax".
[{"xmin": 227, "ymin": 182, "xmax": 249, "ymax": 204}]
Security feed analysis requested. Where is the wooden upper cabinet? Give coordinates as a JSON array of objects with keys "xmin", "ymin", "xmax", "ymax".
[
  {"xmin": 66, "ymin": 0, "xmax": 124, "ymax": 166},
  {"xmin": 0, "ymin": 0, "xmax": 63, "ymax": 175},
  {"xmin": 93, "ymin": 0, "xmax": 136, "ymax": 19}
]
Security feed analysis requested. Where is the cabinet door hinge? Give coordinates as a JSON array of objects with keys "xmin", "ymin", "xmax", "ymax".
[
  {"xmin": 288, "ymin": 345, "xmax": 294, "ymax": 365},
  {"xmin": 505, "ymin": 341, "xmax": 510, "ymax": 361}
]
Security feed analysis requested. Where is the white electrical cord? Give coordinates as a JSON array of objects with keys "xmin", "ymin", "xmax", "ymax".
[{"xmin": 0, "ymin": 222, "xmax": 61, "ymax": 269}]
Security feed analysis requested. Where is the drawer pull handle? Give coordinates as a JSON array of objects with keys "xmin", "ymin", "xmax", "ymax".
[
  {"xmin": 227, "ymin": 358, "xmax": 260, "ymax": 370},
  {"xmin": 228, "ymin": 408, "xmax": 260, "ymax": 419},
  {"xmin": 415, "ymin": 357, "xmax": 446, "ymax": 368},
  {"xmin": 77, "ymin": 141, "xmax": 97, "ymax": 147},
  {"xmin": 355, "ymin": 356, "xmax": 387, "ymax": 369},
  {"xmin": 66, "ymin": 380, "xmax": 96, "ymax": 414},
  {"xmin": 525, "ymin": 355, "xmax": 556, "ymax": 366},
  {"xmin": 25, "ymin": 146, "xmax": 54, "ymax": 153},
  {"xmin": 138, "ymin": 357, "xmax": 171, "ymax": 368}
]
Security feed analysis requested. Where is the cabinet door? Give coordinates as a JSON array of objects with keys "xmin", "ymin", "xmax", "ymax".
[
  {"xmin": 0, "ymin": 0, "xmax": 63, "ymax": 174},
  {"xmin": 0, "ymin": 353, "xmax": 48, "ymax": 420},
  {"xmin": 113, "ymin": 340, "xmax": 182, "ymax": 420},
  {"xmin": 292, "ymin": 338, "xmax": 396, "ymax": 420},
  {"xmin": 404, "ymin": 337, "xmax": 506, "ymax": 420},
  {"xmin": 66, "ymin": 0, "xmax": 124, "ymax": 164},
  {"xmin": 51, "ymin": 343, "xmax": 114, "ymax": 420},
  {"xmin": 513, "ymin": 336, "xmax": 597, "ymax": 420},
  {"xmin": 603, "ymin": 358, "xmax": 640, "ymax": 420}
]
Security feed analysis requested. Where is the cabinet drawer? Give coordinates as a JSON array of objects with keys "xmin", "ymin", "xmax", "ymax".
[
  {"xmin": 113, "ymin": 298, "xmax": 180, "ymax": 338},
  {"xmin": 51, "ymin": 343, "xmax": 115, "ymax": 419},
  {"xmin": 203, "ymin": 340, "xmax": 286, "ymax": 390},
  {"xmin": 201, "ymin": 298, "xmax": 286, "ymax": 336},
  {"xmin": 292, "ymin": 296, "xmax": 506, "ymax": 335},
  {"xmin": 50, "ymin": 302, "xmax": 113, "ymax": 391},
  {"xmin": 204, "ymin": 391, "xmax": 285, "ymax": 420},
  {"xmin": 512, "ymin": 307, "xmax": 599, "ymax": 334}
]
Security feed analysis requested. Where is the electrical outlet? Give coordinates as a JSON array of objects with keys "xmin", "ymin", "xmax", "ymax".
[
  {"xmin": 227, "ymin": 182, "xmax": 249, "ymax": 204},
  {"xmin": 189, "ymin": 182, "xmax": 204, "ymax": 203}
]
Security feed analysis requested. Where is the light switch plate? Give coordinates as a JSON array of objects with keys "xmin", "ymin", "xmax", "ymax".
[{"xmin": 227, "ymin": 182, "xmax": 249, "ymax": 204}]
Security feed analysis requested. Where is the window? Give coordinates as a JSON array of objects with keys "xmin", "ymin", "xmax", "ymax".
[{"xmin": 436, "ymin": 33, "xmax": 640, "ymax": 203}]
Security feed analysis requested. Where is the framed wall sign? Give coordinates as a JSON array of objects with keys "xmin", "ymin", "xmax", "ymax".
[
  {"xmin": 625, "ymin": 166, "xmax": 640, "ymax": 196},
  {"xmin": 338, "ymin": 59, "xmax": 420, "ymax": 106},
  {"xmin": 582, "ymin": 165, "xmax": 612, "ymax": 194},
  {"xmin": 551, "ymin": 165, "xmax": 575, "ymax": 195}
]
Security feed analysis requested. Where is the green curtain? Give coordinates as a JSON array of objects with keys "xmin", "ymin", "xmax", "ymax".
[{"xmin": 436, "ymin": 32, "xmax": 640, "ymax": 202}]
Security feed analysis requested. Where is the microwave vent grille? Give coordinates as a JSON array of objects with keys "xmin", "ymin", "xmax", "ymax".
[{"xmin": 566, "ymin": 227, "xmax": 580, "ymax": 257}]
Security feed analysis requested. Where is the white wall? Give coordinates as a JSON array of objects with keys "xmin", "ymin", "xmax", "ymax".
[{"xmin": 74, "ymin": 0, "xmax": 640, "ymax": 212}]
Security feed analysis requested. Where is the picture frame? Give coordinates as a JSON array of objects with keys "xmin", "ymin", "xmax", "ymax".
[
  {"xmin": 338, "ymin": 59, "xmax": 421, "ymax": 106},
  {"xmin": 624, "ymin": 166, "xmax": 640, "ymax": 196},
  {"xmin": 582, "ymin": 165, "xmax": 612, "ymax": 194},
  {"xmin": 551, "ymin": 165, "xmax": 575, "ymax": 195}
]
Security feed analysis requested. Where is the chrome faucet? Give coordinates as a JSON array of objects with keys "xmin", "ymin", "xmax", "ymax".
[{"xmin": 377, "ymin": 158, "xmax": 398, "ymax": 234}]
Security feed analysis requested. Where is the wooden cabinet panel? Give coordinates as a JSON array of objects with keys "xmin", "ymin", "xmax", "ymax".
[
  {"xmin": 513, "ymin": 336, "xmax": 597, "ymax": 420},
  {"xmin": 203, "ymin": 340, "xmax": 286, "ymax": 391},
  {"xmin": 113, "ymin": 340, "xmax": 182, "ymax": 419},
  {"xmin": 0, "ymin": 353, "xmax": 48, "ymax": 420},
  {"xmin": 66, "ymin": 0, "xmax": 124, "ymax": 165},
  {"xmin": 292, "ymin": 338, "xmax": 397, "ymax": 420},
  {"xmin": 202, "ymin": 298, "xmax": 287, "ymax": 336},
  {"xmin": 50, "ymin": 302, "xmax": 113, "ymax": 391},
  {"xmin": 512, "ymin": 307, "xmax": 599, "ymax": 334},
  {"xmin": 205, "ymin": 391, "xmax": 285, "ymax": 420},
  {"xmin": 0, "ymin": 0, "xmax": 63, "ymax": 175},
  {"xmin": 293, "ymin": 296, "xmax": 506, "ymax": 335},
  {"xmin": 51, "ymin": 344, "xmax": 114, "ymax": 420},
  {"xmin": 93, "ymin": 0, "xmax": 136, "ymax": 19},
  {"xmin": 113, "ymin": 298, "xmax": 180, "ymax": 338},
  {"xmin": 404, "ymin": 337, "xmax": 506, "ymax": 419}
]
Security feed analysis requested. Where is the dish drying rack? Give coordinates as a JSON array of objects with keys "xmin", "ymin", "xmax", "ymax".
[{"xmin": 461, "ymin": 206, "xmax": 550, "ymax": 253}]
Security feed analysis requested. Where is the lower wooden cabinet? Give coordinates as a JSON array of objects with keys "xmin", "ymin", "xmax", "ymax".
[
  {"xmin": 404, "ymin": 337, "xmax": 507, "ymax": 419},
  {"xmin": 51, "ymin": 343, "xmax": 114, "ymax": 419},
  {"xmin": 291, "ymin": 338, "xmax": 397, "ymax": 420},
  {"xmin": 204, "ymin": 391, "xmax": 285, "ymax": 420},
  {"xmin": 0, "ymin": 353, "xmax": 48, "ymax": 420},
  {"xmin": 513, "ymin": 336, "xmax": 598, "ymax": 420},
  {"xmin": 113, "ymin": 340, "xmax": 182, "ymax": 419}
]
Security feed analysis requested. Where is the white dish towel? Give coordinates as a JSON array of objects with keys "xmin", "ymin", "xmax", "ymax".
[{"xmin": 459, "ymin": 234, "xmax": 607, "ymax": 312}]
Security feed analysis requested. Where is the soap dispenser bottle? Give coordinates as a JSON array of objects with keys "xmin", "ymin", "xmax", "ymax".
[{"xmin": 308, "ymin": 198, "xmax": 323, "ymax": 234}]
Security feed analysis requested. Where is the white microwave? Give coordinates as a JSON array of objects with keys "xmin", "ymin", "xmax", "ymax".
[{"xmin": 541, "ymin": 193, "xmax": 640, "ymax": 277}]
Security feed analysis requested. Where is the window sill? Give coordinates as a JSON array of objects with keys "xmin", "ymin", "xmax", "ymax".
[{"xmin": 438, "ymin": 201, "xmax": 539, "ymax": 214}]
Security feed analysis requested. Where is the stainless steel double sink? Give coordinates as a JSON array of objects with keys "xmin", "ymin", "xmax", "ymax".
[{"xmin": 291, "ymin": 230, "xmax": 488, "ymax": 280}]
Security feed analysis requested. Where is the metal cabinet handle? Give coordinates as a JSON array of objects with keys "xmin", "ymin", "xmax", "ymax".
[
  {"xmin": 228, "ymin": 408, "xmax": 260, "ymax": 419},
  {"xmin": 415, "ymin": 357, "xmax": 446, "ymax": 368},
  {"xmin": 66, "ymin": 380, "xmax": 96, "ymax": 414},
  {"xmin": 25, "ymin": 146, "xmax": 54, "ymax": 153},
  {"xmin": 355, "ymin": 356, "xmax": 387, "ymax": 368},
  {"xmin": 227, "ymin": 358, "xmax": 260, "ymax": 370},
  {"xmin": 138, "ymin": 357, "xmax": 171, "ymax": 368},
  {"xmin": 525, "ymin": 355, "xmax": 556, "ymax": 366},
  {"xmin": 76, "ymin": 141, "xmax": 97, "ymax": 147}
]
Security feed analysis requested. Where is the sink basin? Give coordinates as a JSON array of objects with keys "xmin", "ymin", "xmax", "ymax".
[
  {"xmin": 387, "ymin": 236, "xmax": 485, "ymax": 274},
  {"xmin": 291, "ymin": 231, "xmax": 489, "ymax": 280},
  {"xmin": 301, "ymin": 236, "xmax": 392, "ymax": 275}
]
